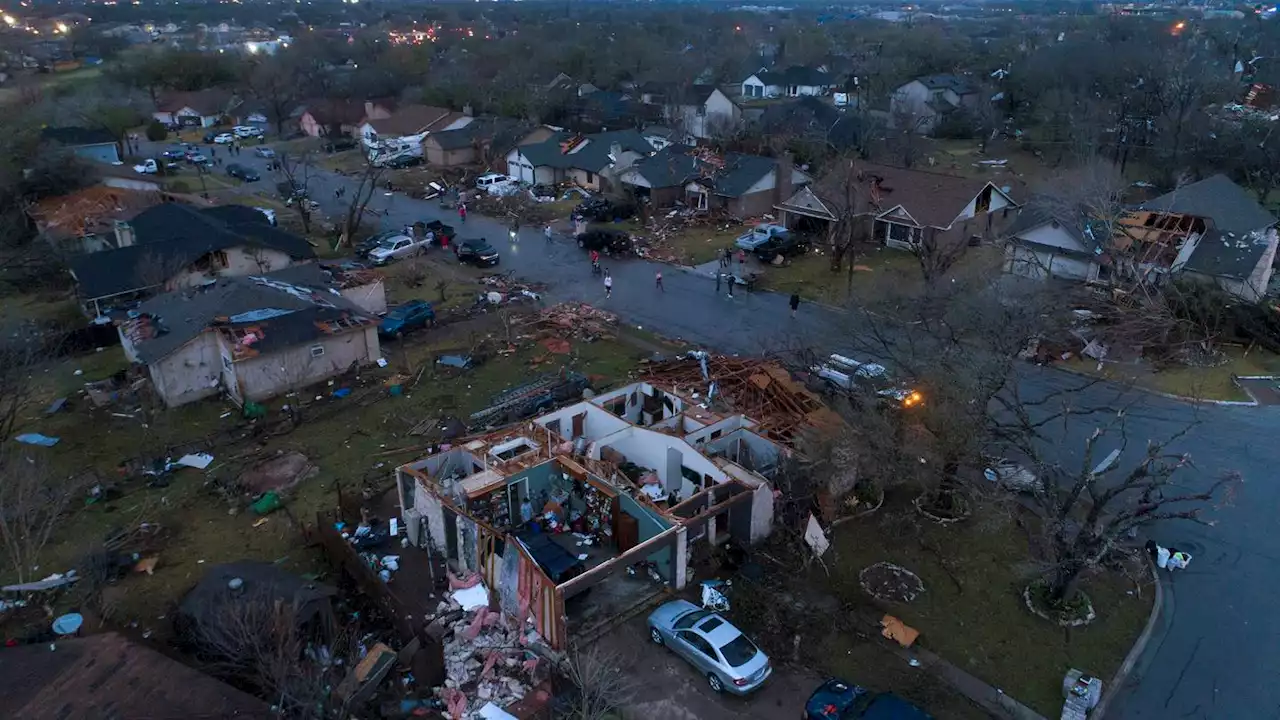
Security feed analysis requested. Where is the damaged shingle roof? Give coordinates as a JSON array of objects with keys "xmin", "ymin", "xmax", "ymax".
[
  {"xmin": 916, "ymin": 74, "xmax": 978, "ymax": 95},
  {"xmin": 1138, "ymin": 174, "xmax": 1276, "ymax": 237},
  {"xmin": 0, "ymin": 632, "xmax": 275, "ymax": 720},
  {"xmin": 517, "ymin": 130, "xmax": 655, "ymax": 173},
  {"xmin": 629, "ymin": 146, "xmax": 788, "ymax": 198},
  {"xmin": 40, "ymin": 125, "xmax": 117, "ymax": 146},
  {"xmin": 69, "ymin": 203, "xmax": 317, "ymax": 300},
  {"xmin": 755, "ymin": 66, "xmax": 833, "ymax": 87},
  {"xmin": 121, "ymin": 273, "xmax": 374, "ymax": 364},
  {"xmin": 1138, "ymin": 174, "xmax": 1277, "ymax": 280}
]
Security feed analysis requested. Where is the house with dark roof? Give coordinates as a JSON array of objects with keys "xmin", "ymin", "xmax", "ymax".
[
  {"xmin": 0, "ymin": 632, "xmax": 275, "ymax": 720},
  {"xmin": 620, "ymin": 145, "xmax": 812, "ymax": 218},
  {"xmin": 40, "ymin": 125, "xmax": 120, "ymax": 163},
  {"xmin": 298, "ymin": 98, "xmax": 396, "ymax": 138},
  {"xmin": 153, "ymin": 88, "xmax": 240, "ymax": 128},
  {"xmin": 506, "ymin": 130, "xmax": 659, "ymax": 191},
  {"xmin": 1004, "ymin": 203, "xmax": 1107, "ymax": 282},
  {"xmin": 890, "ymin": 74, "xmax": 983, "ymax": 135},
  {"xmin": 740, "ymin": 65, "xmax": 836, "ymax": 99},
  {"xmin": 776, "ymin": 161, "xmax": 1019, "ymax": 251},
  {"xmin": 638, "ymin": 83, "xmax": 741, "ymax": 143},
  {"xmin": 424, "ymin": 117, "xmax": 533, "ymax": 170},
  {"xmin": 118, "ymin": 273, "xmax": 380, "ymax": 407},
  {"xmin": 356, "ymin": 104, "xmax": 472, "ymax": 149},
  {"xmin": 1006, "ymin": 175, "xmax": 1277, "ymax": 301},
  {"xmin": 754, "ymin": 96, "xmax": 863, "ymax": 151},
  {"xmin": 68, "ymin": 203, "xmax": 316, "ymax": 316}
]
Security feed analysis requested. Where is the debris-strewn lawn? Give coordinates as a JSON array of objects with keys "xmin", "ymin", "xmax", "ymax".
[
  {"xmin": 11, "ymin": 309, "xmax": 664, "ymax": 640},
  {"xmin": 823, "ymin": 489, "xmax": 1152, "ymax": 716},
  {"xmin": 1058, "ymin": 346, "xmax": 1280, "ymax": 402}
]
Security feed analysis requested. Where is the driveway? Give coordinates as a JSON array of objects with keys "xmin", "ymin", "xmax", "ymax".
[{"xmin": 133, "ymin": 136, "xmax": 1280, "ymax": 720}]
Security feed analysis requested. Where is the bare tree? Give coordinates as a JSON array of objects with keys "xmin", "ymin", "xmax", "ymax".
[
  {"xmin": 278, "ymin": 151, "xmax": 317, "ymax": 235},
  {"xmin": 189, "ymin": 586, "xmax": 341, "ymax": 718},
  {"xmin": 334, "ymin": 153, "xmax": 387, "ymax": 251},
  {"xmin": 557, "ymin": 644, "xmax": 636, "ymax": 720}
]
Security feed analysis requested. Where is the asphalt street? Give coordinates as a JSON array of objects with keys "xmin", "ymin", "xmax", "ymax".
[{"xmin": 146, "ymin": 138, "xmax": 1280, "ymax": 719}]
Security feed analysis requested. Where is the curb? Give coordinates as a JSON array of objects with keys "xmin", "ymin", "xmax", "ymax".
[
  {"xmin": 880, "ymin": 642, "xmax": 1047, "ymax": 720},
  {"xmin": 1048, "ymin": 364, "xmax": 1259, "ymax": 407},
  {"xmin": 1093, "ymin": 555, "xmax": 1164, "ymax": 719}
]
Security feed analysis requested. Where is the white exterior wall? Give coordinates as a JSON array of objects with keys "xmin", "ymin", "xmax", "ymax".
[
  {"xmin": 1004, "ymin": 224, "xmax": 1099, "ymax": 282},
  {"xmin": 595, "ymin": 427, "xmax": 726, "ymax": 499},
  {"xmin": 232, "ymin": 326, "xmax": 379, "ymax": 402},
  {"xmin": 149, "ymin": 332, "xmax": 223, "ymax": 408},
  {"xmin": 168, "ymin": 246, "xmax": 297, "ymax": 289},
  {"xmin": 534, "ymin": 401, "xmax": 630, "ymax": 440}
]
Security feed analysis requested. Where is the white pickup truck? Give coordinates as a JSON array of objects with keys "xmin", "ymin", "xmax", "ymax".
[
  {"xmin": 811, "ymin": 353, "xmax": 923, "ymax": 408},
  {"xmin": 133, "ymin": 158, "xmax": 179, "ymax": 175}
]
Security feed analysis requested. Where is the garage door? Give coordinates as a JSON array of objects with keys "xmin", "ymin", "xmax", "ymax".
[{"xmin": 1006, "ymin": 247, "xmax": 1047, "ymax": 279}]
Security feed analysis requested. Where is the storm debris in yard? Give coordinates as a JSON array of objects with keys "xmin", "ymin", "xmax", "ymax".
[
  {"xmin": 238, "ymin": 451, "xmax": 317, "ymax": 494},
  {"xmin": 860, "ymin": 562, "xmax": 926, "ymax": 603},
  {"xmin": 639, "ymin": 353, "xmax": 842, "ymax": 448},
  {"xmin": 536, "ymin": 302, "xmax": 618, "ymax": 342}
]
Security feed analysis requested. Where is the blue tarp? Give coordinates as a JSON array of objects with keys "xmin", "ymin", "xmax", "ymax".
[{"xmin": 14, "ymin": 433, "xmax": 60, "ymax": 447}]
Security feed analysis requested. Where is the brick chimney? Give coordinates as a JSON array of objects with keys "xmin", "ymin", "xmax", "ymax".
[{"xmin": 774, "ymin": 152, "xmax": 794, "ymax": 207}]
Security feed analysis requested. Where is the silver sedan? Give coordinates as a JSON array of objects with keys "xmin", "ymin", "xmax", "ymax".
[{"xmin": 647, "ymin": 599, "xmax": 771, "ymax": 695}]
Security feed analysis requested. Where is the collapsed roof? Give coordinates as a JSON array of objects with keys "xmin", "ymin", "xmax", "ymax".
[{"xmin": 68, "ymin": 203, "xmax": 317, "ymax": 300}]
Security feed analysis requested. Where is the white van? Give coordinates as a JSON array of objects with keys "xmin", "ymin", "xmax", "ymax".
[{"xmin": 475, "ymin": 173, "xmax": 513, "ymax": 192}]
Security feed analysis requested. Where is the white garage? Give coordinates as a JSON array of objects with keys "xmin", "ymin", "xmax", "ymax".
[{"xmin": 1004, "ymin": 218, "xmax": 1100, "ymax": 283}]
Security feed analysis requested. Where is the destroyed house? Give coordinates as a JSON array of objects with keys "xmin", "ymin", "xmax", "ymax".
[
  {"xmin": 68, "ymin": 203, "xmax": 317, "ymax": 316},
  {"xmin": 396, "ymin": 381, "xmax": 783, "ymax": 648},
  {"xmin": 118, "ymin": 274, "xmax": 379, "ymax": 408}
]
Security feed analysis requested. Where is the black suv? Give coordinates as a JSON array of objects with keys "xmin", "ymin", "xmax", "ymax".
[
  {"xmin": 323, "ymin": 137, "xmax": 357, "ymax": 153},
  {"xmin": 576, "ymin": 229, "xmax": 632, "ymax": 255},
  {"xmin": 386, "ymin": 154, "xmax": 423, "ymax": 169},
  {"xmin": 456, "ymin": 238, "xmax": 500, "ymax": 267},
  {"xmin": 226, "ymin": 163, "xmax": 260, "ymax": 182},
  {"xmin": 574, "ymin": 196, "xmax": 636, "ymax": 222},
  {"xmin": 752, "ymin": 234, "xmax": 808, "ymax": 262}
]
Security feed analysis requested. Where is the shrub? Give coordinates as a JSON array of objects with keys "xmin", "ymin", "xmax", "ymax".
[{"xmin": 145, "ymin": 120, "xmax": 168, "ymax": 142}]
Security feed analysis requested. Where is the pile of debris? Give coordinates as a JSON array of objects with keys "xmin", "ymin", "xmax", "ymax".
[
  {"xmin": 433, "ymin": 575, "xmax": 549, "ymax": 718},
  {"xmin": 535, "ymin": 302, "xmax": 618, "ymax": 342},
  {"xmin": 640, "ymin": 353, "xmax": 843, "ymax": 448}
]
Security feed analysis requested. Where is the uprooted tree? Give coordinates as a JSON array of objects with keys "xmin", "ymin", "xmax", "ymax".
[{"xmin": 556, "ymin": 644, "xmax": 636, "ymax": 720}]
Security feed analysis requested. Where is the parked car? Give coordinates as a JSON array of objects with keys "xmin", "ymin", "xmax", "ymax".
[
  {"xmin": 385, "ymin": 154, "xmax": 423, "ymax": 169},
  {"xmin": 133, "ymin": 158, "xmax": 178, "ymax": 175},
  {"xmin": 421, "ymin": 220, "xmax": 455, "ymax": 244},
  {"xmin": 455, "ymin": 238, "xmax": 500, "ymax": 267},
  {"xmin": 226, "ymin": 163, "xmax": 260, "ymax": 182},
  {"xmin": 233, "ymin": 125, "xmax": 264, "ymax": 138},
  {"xmin": 254, "ymin": 147, "xmax": 276, "ymax": 158},
  {"xmin": 366, "ymin": 233, "xmax": 426, "ymax": 265},
  {"xmin": 811, "ymin": 353, "xmax": 922, "ymax": 409},
  {"xmin": 647, "ymin": 599, "xmax": 771, "ymax": 695},
  {"xmin": 805, "ymin": 679, "xmax": 934, "ymax": 720},
  {"xmin": 185, "ymin": 152, "xmax": 209, "ymax": 166},
  {"xmin": 735, "ymin": 223, "xmax": 790, "ymax": 250},
  {"xmin": 751, "ymin": 233, "xmax": 808, "ymax": 262},
  {"xmin": 574, "ymin": 196, "xmax": 636, "ymax": 222},
  {"xmin": 379, "ymin": 300, "xmax": 435, "ymax": 338},
  {"xmin": 161, "ymin": 146, "xmax": 186, "ymax": 161},
  {"xmin": 212, "ymin": 133, "xmax": 236, "ymax": 144},
  {"xmin": 575, "ymin": 229, "xmax": 632, "ymax": 255},
  {"xmin": 202, "ymin": 131, "xmax": 218, "ymax": 144},
  {"xmin": 355, "ymin": 230, "xmax": 399, "ymax": 258},
  {"xmin": 475, "ymin": 173, "xmax": 512, "ymax": 191},
  {"xmin": 323, "ymin": 137, "xmax": 357, "ymax": 153}
]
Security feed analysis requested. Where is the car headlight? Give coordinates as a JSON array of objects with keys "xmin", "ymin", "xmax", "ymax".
[{"xmin": 902, "ymin": 391, "xmax": 923, "ymax": 407}]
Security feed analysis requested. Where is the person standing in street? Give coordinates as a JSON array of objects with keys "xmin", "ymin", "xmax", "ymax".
[
  {"xmin": 789, "ymin": 293, "xmax": 801, "ymax": 318},
  {"xmin": 727, "ymin": 273, "xmax": 736, "ymax": 298},
  {"xmin": 603, "ymin": 270, "xmax": 613, "ymax": 298},
  {"xmin": 458, "ymin": 203, "xmax": 467, "ymax": 223},
  {"xmin": 544, "ymin": 224, "xmax": 553, "ymax": 244},
  {"xmin": 655, "ymin": 270, "xmax": 664, "ymax": 291}
]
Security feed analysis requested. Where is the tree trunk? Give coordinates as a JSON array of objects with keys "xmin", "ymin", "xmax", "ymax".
[{"xmin": 1048, "ymin": 561, "xmax": 1084, "ymax": 605}]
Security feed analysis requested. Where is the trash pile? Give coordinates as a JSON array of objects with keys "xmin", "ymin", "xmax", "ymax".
[
  {"xmin": 536, "ymin": 302, "xmax": 618, "ymax": 342},
  {"xmin": 434, "ymin": 573, "xmax": 548, "ymax": 718},
  {"xmin": 336, "ymin": 512, "xmax": 405, "ymax": 583}
]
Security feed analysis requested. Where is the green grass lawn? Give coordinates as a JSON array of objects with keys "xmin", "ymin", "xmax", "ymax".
[
  {"xmin": 761, "ymin": 246, "xmax": 923, "ymax": 306},
  {"xmin": 8, "ymin": 322, "xmax": 653, "ymax": 633},
  {"xmin": 617, "ymin": 219, "xmax": 745, "ymax": 266},
  {"xmin": 1060, "ymin": 346, "xmax": 1280, "ymax": 402},
  {"xmin": 823, "ymin": 490, "xmax": 1152, "ymax": 716}
]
